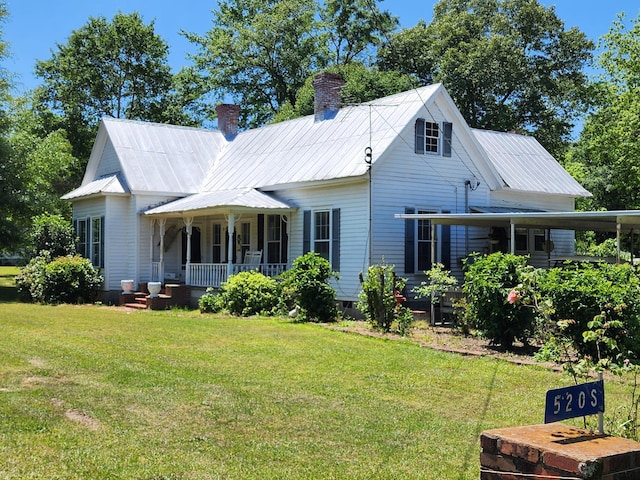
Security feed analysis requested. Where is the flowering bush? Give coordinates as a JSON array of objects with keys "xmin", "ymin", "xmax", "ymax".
[{"xmin": 462, "ymin": 253, "xmax": 537, "ymax": 348}]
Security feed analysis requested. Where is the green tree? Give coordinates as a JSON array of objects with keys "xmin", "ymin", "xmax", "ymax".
[
  {"xmin": 28, "ymin": 213, "xmax": 76, "ymax": 259},
  {"xmin": 272, "ymin": 63, "xmax": 418, "ymax": 123},
  {"xmin": 377, "ymin": 0, "xmax": 594, "ymax": 157},
  {"xmin": 0, "ymin": 2, "xmax": 21, "ymax": 252},
  {"xmin": 187, "ymin": 0, "xmax": 399, "ymax": 127},
  {"xmin": 0, "ymin": 95, "xmax": 77, "ymax": 253},
  {"xmin": 35, "ymin": 11, "xmax": 200, "ymax": 162},
  {"xmin": 572, "ymin": 13, "xmax": 640, "ymax": 212},
  {"xmin": 320, "ymin": 0, "xmax": 397, "ymax": 65},
  {"xmin": 187, "ymin": 0, "xmax": 324, "ymax": 128}
]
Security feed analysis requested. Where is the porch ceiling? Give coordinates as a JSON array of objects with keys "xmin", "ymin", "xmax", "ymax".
[
  {"xmin": 142, "ymin": 188, "xmax": 297, "ymax": 217},
  {"xmin": 395, "ymin": 210, "xmax": 640, "ymax": 233}
]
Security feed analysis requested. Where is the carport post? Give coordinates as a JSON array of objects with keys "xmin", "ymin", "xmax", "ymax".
[{"xmin": 510, "ymin": 222, "xmax": 515, "ymax": 254}]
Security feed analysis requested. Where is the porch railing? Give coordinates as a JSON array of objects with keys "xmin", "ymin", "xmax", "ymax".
[
  {"xmin": 151, "ymin": 262, "xmax": 163, "ymax": 282},
  {"xmin": 189, "ymin": 263, "xmax": 228, "ymax": 288},
  {"xmin": 187, "ymin": 263, "xmax": 289, "ymax": 288}
]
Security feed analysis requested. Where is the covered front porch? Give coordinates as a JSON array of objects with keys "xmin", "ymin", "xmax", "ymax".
[{"xmin": 144, "ymin": 189, "xmax": 296, "ymax": 288}]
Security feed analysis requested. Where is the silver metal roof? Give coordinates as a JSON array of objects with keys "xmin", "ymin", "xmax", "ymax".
[
  {"xmin": 103, "ymin": 118, "xmax": 225, "ymax": 194},
  {"xmin": 201, "ymin": 85, "xmax": 440, "ymax": 191},
  {"xmin": 61, "ymin": 173, "xmax": 128, "ymax": 200},
  {"xmin": 143, "ymin": 188, "xmax": 295, "ymax": 217},
  {"xmin": 471, "ymin": 129, "xmax": 591, "ymax": 197}
]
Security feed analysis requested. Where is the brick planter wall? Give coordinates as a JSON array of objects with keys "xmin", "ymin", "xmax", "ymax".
[{"xmin": 481, "ymin": 424, "xmax": 640, "ymax": 479}]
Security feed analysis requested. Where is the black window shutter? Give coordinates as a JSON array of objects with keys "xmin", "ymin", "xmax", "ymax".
[
  {"xmin": 73, "ymin": 219, "xmax": 78, "ymax": 252},
  {"xmin": 257, "ymin": 214, "xmax": 264, "ymax": 253},
  {"xmin": 281, "ymin": 217, "xmax": 288, "ymax": 264},
  {"xmin": 100, "ymin": 216, "xmax": 105, "ymax": 268},
  {"xmin": 415, "ymin": 118, "xmax": 425, "ymax": 154},
  {"xmin": 303, "ymin": 210, "xmax": 311, "ymax": 254},
  {"xmin": 441, "ymin": 210, "xmax": 451, "ymax": 269},
  {"xmin": 443, "ymin": 122, "xmax": 452, "ymax": 157},
  {"xmin": 404, "ymin": 207, "xmax": 415, "ymax": 273},
  {"xmin": 331, "ymin": 208, "xmax": 340, "ymax": 271}
]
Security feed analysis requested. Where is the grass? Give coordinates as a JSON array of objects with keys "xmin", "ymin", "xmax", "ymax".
[{"xmin": 0, "ymin": 267, "xmax": 633, "ymax": 479}]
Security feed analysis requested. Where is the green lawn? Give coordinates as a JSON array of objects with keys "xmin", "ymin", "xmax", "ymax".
[{"xmin": 0, "ymin": 267, "xmax": 631, "ymax": 479}]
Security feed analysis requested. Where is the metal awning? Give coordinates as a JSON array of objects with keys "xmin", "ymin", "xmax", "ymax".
[
  {"xmin": 395, "ymin": 210, "xmax": 640, "ymax": 233},
  {"xmin": 396, "ymin": 209, "xmax": 640, "ymax": 261}
]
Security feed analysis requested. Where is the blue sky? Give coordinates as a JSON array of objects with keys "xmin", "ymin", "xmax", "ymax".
[{"xmin": 2, "ymin": 0, "xmax": 639, "ymax": 94}]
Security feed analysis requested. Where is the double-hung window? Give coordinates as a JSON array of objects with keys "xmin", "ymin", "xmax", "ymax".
[
  {"xmin": 515, "ymin": 228, "xmax": 528, "ymax": 252},
  {"xmin": 74, "ymin": 216, "xmax": 104, "ymax": 268},
  {"xmin": 303, "ymin": 208, "xmax": 340, "ymax": 270},
  {"xmin": 212, "ymin": 223, "xmax": 222, "ymax": 263},
  {"xmin": 77, "ymin": 219, "xmax": 88, "ymax": 258},
  {"xmin": 415, "ymin": 118, "xmax": 453, "ymax": 156},
  {"xmin": 417, "ymin": 209, "xmax": 437, "ymax": 272},
  {"xmin": 267, "ymin": 214, "xmax": 282, "ymax": 264},
  {"xmin": 313, "ymin": 211, "xmax": 330, "ymax": 260},
  {"xmin": 405, "ymin": 208, "xmax": 450, "ymax": 273},
  {"xmin": 240, "ymin": 222, "xmax": 250, "ymax": 260}
]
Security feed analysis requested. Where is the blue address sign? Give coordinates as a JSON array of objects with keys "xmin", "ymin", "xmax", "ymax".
[{"xmin": 544, "ymin": 380, "xmax": 605, "ymax": 424}]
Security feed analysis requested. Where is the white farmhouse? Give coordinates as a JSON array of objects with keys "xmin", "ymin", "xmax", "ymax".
[{"xmin": 62, "ymin": 73, "xmax": 590, "ymax": 306}]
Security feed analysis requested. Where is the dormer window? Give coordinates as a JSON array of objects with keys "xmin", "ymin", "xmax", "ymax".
[{"xmin": 415, "ymin": 118, "xmax": 452, "ymax": 157}]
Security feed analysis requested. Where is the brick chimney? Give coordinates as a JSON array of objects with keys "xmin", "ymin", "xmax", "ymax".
[
  {"xmin": 313, "ymin": 72, "xmax": 344, "ymax": 122},
  {"xmin": 216, "ymin": 104, "xmax": 240, "ymax": 139}
]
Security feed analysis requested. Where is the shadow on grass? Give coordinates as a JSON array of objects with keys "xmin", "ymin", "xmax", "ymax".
[
  {"xmin": 0, "ymin": 270, "xmax": 19, "ymax": 302},
  {"xmin": 0, "ymin": 285, "xmax": 19, "ymax": 302}
]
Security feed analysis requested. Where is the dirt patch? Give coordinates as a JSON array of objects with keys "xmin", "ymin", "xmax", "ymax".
[
  {"xmin": 29, "ymin": 358, "xmax": 47, "ymax": 369},
  {"xmin": 65, "ymin": 409, "xmax": 101, "ymax": 430},
  {"xmin": 328, "ymin": 321, "xmax": 561, "ymax": 371}
]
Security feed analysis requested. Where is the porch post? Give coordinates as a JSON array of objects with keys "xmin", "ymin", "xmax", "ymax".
[
  {"xmin": 431, "ymin": 222, "xmax": 437, "ymax": 267},
  {"xmin": 158, "ymin": 218, "xmax": 166, "ymax": 281},
  {"xmin": 184, "ymin": 217, "xmax": 194, "ymax": 284},
  {"xmin": 430, "ymin": 222, "xmax": 437, "ymax": 325},
  {"xmin": 616, "ymin": 222, "xmax": 621, "ymax": 264},
  {"xmin": 510, "ymin": 222, "xmax": 516, "ymax": 254},
  {"xmin": 149, "ymin": 219, "xmax": 156, "ymax": 263},
  {"xmin": 149, "ymin": 218, "xmax": 156, "ymax": 279},
  {"xmin": 227, "ymin": 213, "xmax": 235, "ymax": 278}
]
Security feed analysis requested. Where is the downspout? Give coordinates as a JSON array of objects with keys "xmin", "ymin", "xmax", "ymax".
[
  {"xmin": 430, "ymin": 222, "xmax": 437, "ymax": 324},
  {"xmin": 464, "ymin": 182, "xmax": 469, "ymax": 254}
]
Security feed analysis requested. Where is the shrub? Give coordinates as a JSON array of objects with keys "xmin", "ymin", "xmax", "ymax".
[
  {"xmin": 42, "ymin": 255, "xmax": 103, "ymax": 304},
  {"xmin": 279, "ymin": 252, "xmax": 338, "ymax": 322},
  {"xmin": 220, "ymin": 271, "xmax": 278, "ymax": 316},
  {"xmin": 29, "ymin": 213, "xmax": 76, "ymax": 259},
  {"xmin": 462, "ymin": 252, "xmax": 536, "ymax": 348},
  {"xmin": 15, "ymin": 251, "xmax": 51, "ymax": 302},
  {"xmin": 537, "ymin": 262, "xmax": 640, "ymax": 360},
  {"xmin": 17, "ymin": 253, "xmax": 103, "ymax": 304},
  {"xmin": 198, "ymin": 287, "xmax": 225, "ymax": 313},
  {"xmin": 412, "ymin": 263, "xmax": 458, "ymax": 304},
  {"xmin": 357, "ymin": 262, "xmax": 413, "ymax": 334}
]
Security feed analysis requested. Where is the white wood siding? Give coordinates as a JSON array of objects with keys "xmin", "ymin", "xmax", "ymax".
[
  {"xmin": 104, "ymin": 196, "xmax": 135, "ymax": 290},
  {"xmin": 94, "ymin": 140, "xmax": 120, "ymax": 179},
  {"xmin": 370, "ymin": 98, "xmax": 491, "ymax": 293},
  {"xmin": 276, "ymin": 180, "xmax": 369, "ymax": 302}
]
